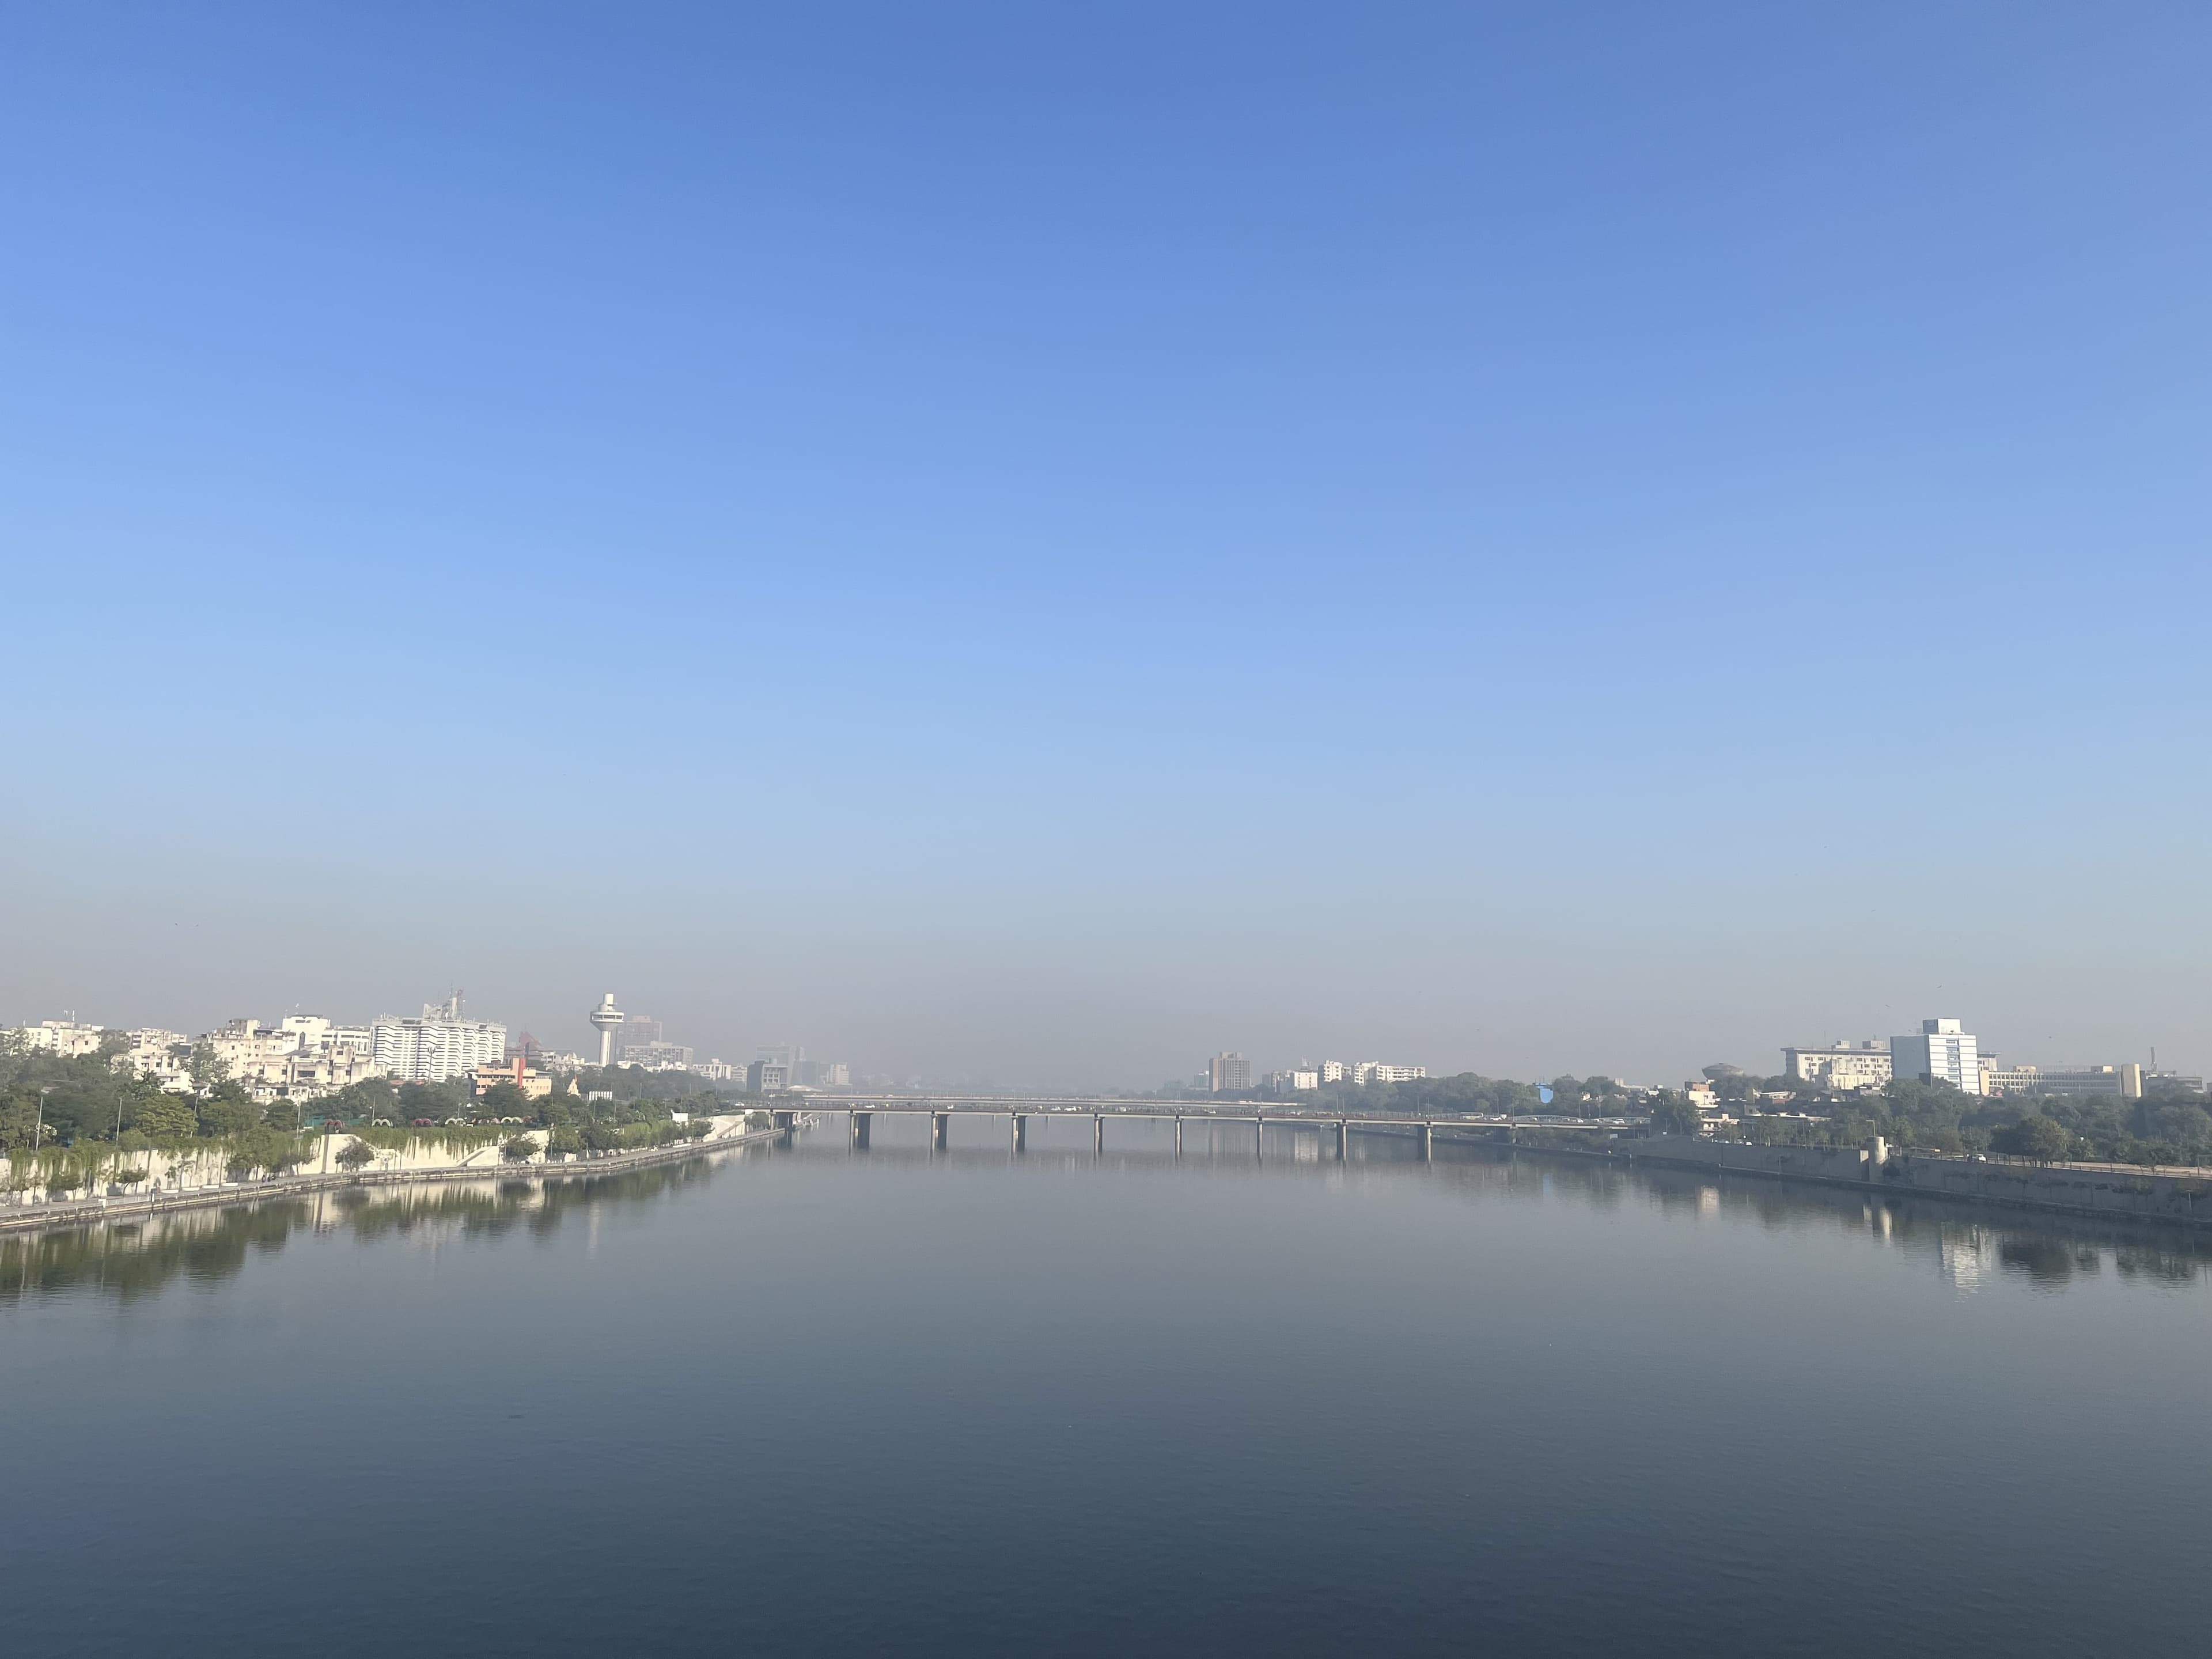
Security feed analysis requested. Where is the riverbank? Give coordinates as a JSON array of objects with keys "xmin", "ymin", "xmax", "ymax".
[
  {"xmin": 0, "ymin": 1119, "xmax": 790, "ymax": 1236},
  {"xmin": 1516, "ymin": 1132, "xmax": 2212, "ymax": 1229}
]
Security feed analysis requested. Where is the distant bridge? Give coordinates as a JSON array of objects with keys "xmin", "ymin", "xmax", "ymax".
[{"xmin": 771, "ymin": 1102, "xmax": 1642, "ymax": 1161}]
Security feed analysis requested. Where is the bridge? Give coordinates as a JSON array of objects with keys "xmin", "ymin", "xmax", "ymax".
[{"xmin": 770, "ymin": 1101, "xmax": 1641, "ymax": 1162}]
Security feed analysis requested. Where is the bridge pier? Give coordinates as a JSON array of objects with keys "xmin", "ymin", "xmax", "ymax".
[
  {"xmin": 1419, "ymin": 1120, "xmax": 1432, "ymax": 1162},
  {"xmin": 1255, "ymin": 1117, "xmax": 1264, "ymax": 1162},
  {"xmin": 1012, "ymin": 1113, "xmax": 1027, "ymax": 1154},
  {"xmin": 851, "ymin": 1110, "xmax": 872, "ymax": 1151},
  {"xmin": 932, "ymin": 1112, "xmax": 949, "ymax": 1153},
  {"xmin": 1093, "ymin": 1114, "xmax": 1104, "ymax": 1154},
  {"xmin": 773, "ymin": 1110, "xmax": 794, "ymax": 1134},
  {"xmin": 1337, "ymin": 1119, "xmax": 1349, "ymax": 1161},
  {"xmin": 1173, "ymin": 1115, "xmax": 1182, "ymax": 1157}
]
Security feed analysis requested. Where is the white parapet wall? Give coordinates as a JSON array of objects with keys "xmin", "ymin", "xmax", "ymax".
[{"xmin": 0, "ymin": 1115, "xmax": 760, "ymax": 1206}]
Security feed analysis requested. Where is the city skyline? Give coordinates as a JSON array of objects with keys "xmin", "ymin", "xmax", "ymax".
[
  {"xmin": 4, "ymin": 988, "xmax": 2191, "ymax": 1099},
  {"xmin": 5, "ymin": 6, "xmax": 2209, "ymax": 1088}
]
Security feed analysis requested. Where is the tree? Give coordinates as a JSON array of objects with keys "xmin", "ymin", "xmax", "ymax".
[
  {"xmin": 480, "ymin": 1081, "xmax": 528, "ymax": 1119},
  {"xmin": 1649, "ymin": 1098, "xmax": 1703, "ymax": 1137},
  {"xmin": 530, "ymin": 1093, "xmax": 573, "ymax": 1128},
  {"xmin": 186, "ymin": 1042, "xmax": 230, "ymax": 1092},
  {"xmin": 325, "ymin": 1078, "xmax": 399, "ymax": 1122},
  {"xmin": 137, "ymin": 1096, "xmax": 198, "ymax": 1144},
  {"xmin": 501, "ymin": 1135, "xmax": 537, "ymax": 1163},
  {"xmin": 225, "ymin": 1128, "xmax": 305, "ymax": 1181},
  {"xmin": 396, "ymin": 1080, "xmax": 466, "ymax": 1120},
  {"xmin": 196, "ymin": 1093, "xmax": 262, "ymax": 1137},
  {"xmin": 1993, "ymin": 1115, "xmax": 2073, "ymax": 1161},
  {"xmin": 335, "ymin": 1139, "xmax": 377, "ymax": 1175}
]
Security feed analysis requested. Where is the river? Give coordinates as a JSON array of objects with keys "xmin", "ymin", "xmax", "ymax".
[{"xmin": 3, "ymin": 1118, "xmax": 2209, "ymax": 1656}]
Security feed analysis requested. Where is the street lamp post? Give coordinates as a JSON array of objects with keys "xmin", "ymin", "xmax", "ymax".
[{"xmin": 31, "ymin": 1086, "xmax": 51, "ymax": 1204}]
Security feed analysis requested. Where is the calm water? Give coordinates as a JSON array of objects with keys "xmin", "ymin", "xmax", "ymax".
[{"xmin": 5, "ymin": 1119, "xmax": 2211, "ymax": 1656}]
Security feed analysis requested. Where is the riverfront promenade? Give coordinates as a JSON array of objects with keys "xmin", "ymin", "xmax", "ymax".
[
  {"xmin": 1568, "ymin": 1132, "xmax": 2212, "ymax": 1230},
  {"xmin": 0, "ymin": 1119, "xmax": 783, "ymax": 1236}
]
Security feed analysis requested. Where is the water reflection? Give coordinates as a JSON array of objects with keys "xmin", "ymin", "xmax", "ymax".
[
  {"xmin": 0, "ymin": 1154, "xmax": 747, "ymax": 1304},
  {"xmin": 1414, "ymin": 1146, "xmax": 2212, "ymax": 1294},
  {"xmin": 5, "ymin": 1134, "xmax": 2208, "ymax": 1306}
]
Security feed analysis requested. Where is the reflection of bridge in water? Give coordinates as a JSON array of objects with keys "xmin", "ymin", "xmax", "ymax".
[{"xmin": 772, "ymin": 1101, "xmax": 1638, "ymax": 1162}]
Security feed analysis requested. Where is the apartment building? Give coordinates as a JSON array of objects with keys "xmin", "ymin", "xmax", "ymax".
[{"xmin": 372, "ymin": 1008, "xmax": 509, "ymax": 1084}]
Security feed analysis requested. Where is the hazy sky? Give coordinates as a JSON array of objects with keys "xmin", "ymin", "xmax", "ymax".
[{"xmin": 5, "ymin": 3, "xmax": 2209, "ymax": 1088}]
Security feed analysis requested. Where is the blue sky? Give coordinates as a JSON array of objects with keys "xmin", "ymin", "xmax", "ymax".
[{"xmin": 4, "ymin": 3, "xmax": 2209, "ymax": 1086}]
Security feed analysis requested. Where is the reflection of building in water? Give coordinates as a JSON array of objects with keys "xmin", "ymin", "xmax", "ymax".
[
  {"xmin": 1697, "ymin": 1185, "xmax": 1720, "ymax": 1217},
  {"xmin": 0, "ymin": 1158, "xmax": 725, "ymax": 1303},
  {"xmin": 1939, "ymin": 1225, "xmax": 1998, "ymax": 1293}
]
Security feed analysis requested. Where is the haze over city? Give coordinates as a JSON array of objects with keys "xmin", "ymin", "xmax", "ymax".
[{"xmin": 6, "ymin": 5, "xmax": 2209, "ymax": 1088}]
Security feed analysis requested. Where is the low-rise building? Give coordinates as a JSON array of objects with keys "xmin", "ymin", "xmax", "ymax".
[
  {"xmin": 745, "ymin": 1058, "xmax": 790, "ymax": 1092},
  {"xmin": 1269, "ymin": 1068, "xmax": 1320, "ymax": 1093},
  {"xmin": 118, "ymin": 1029, "xmax": 194, "ymax": 1090},
  {"xmin": 1354, "ymin": 1062, "xmax": 1427, "ymax": 1084},
  {"xmin": 205, "ymin": 1019, "xmax": 305, "ymax": 1092},
  {"xmin": 9, "ymin": 1018, "xmax": 109, "ymax": 1057},
  {"xmin": 618, "ymin": 1040, "xmax": 695, "ymax": 1069},
  {"xmin": 187, "ymin": 1017, "xmax": 393, "ymax": 1103},
  {"xmin": 469, "ymin": 1060, "xmax": 554, "ymax": 1101},
  {"xmin": 1982, "ymin": 1063, "xmax": 2143, "ymax": 1100},
  {"xmin": 1781, "ymin": 1041, "xmax": 1893, "ymax": 1091},
  {"xmin": 278, "ymin": 1047, "xmax": 387, "ymax": 1101}
]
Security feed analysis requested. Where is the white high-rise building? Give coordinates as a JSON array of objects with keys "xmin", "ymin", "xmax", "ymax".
[
  {"xmin": 373, "ymin": 1009, "xmax": 509, "ymax": 1083},
  {"xmin": 1891, "ymin": 1018, "xmax": 1983, "ymax": 1094}
]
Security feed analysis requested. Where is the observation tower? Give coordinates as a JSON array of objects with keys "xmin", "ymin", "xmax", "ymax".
[{"xmin": 589, "ymin": 992, "xmax": 624, "ymax": 1067}]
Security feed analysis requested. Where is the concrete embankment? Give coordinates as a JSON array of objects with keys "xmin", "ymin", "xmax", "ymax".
[
  {"xmin": 0, "ymin": 1118, "xmax": 786, "ymax": 1236},
  {"xmin": 1544, "ymin": 1134, "xmax": 2212, "ymax": 1229}
]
